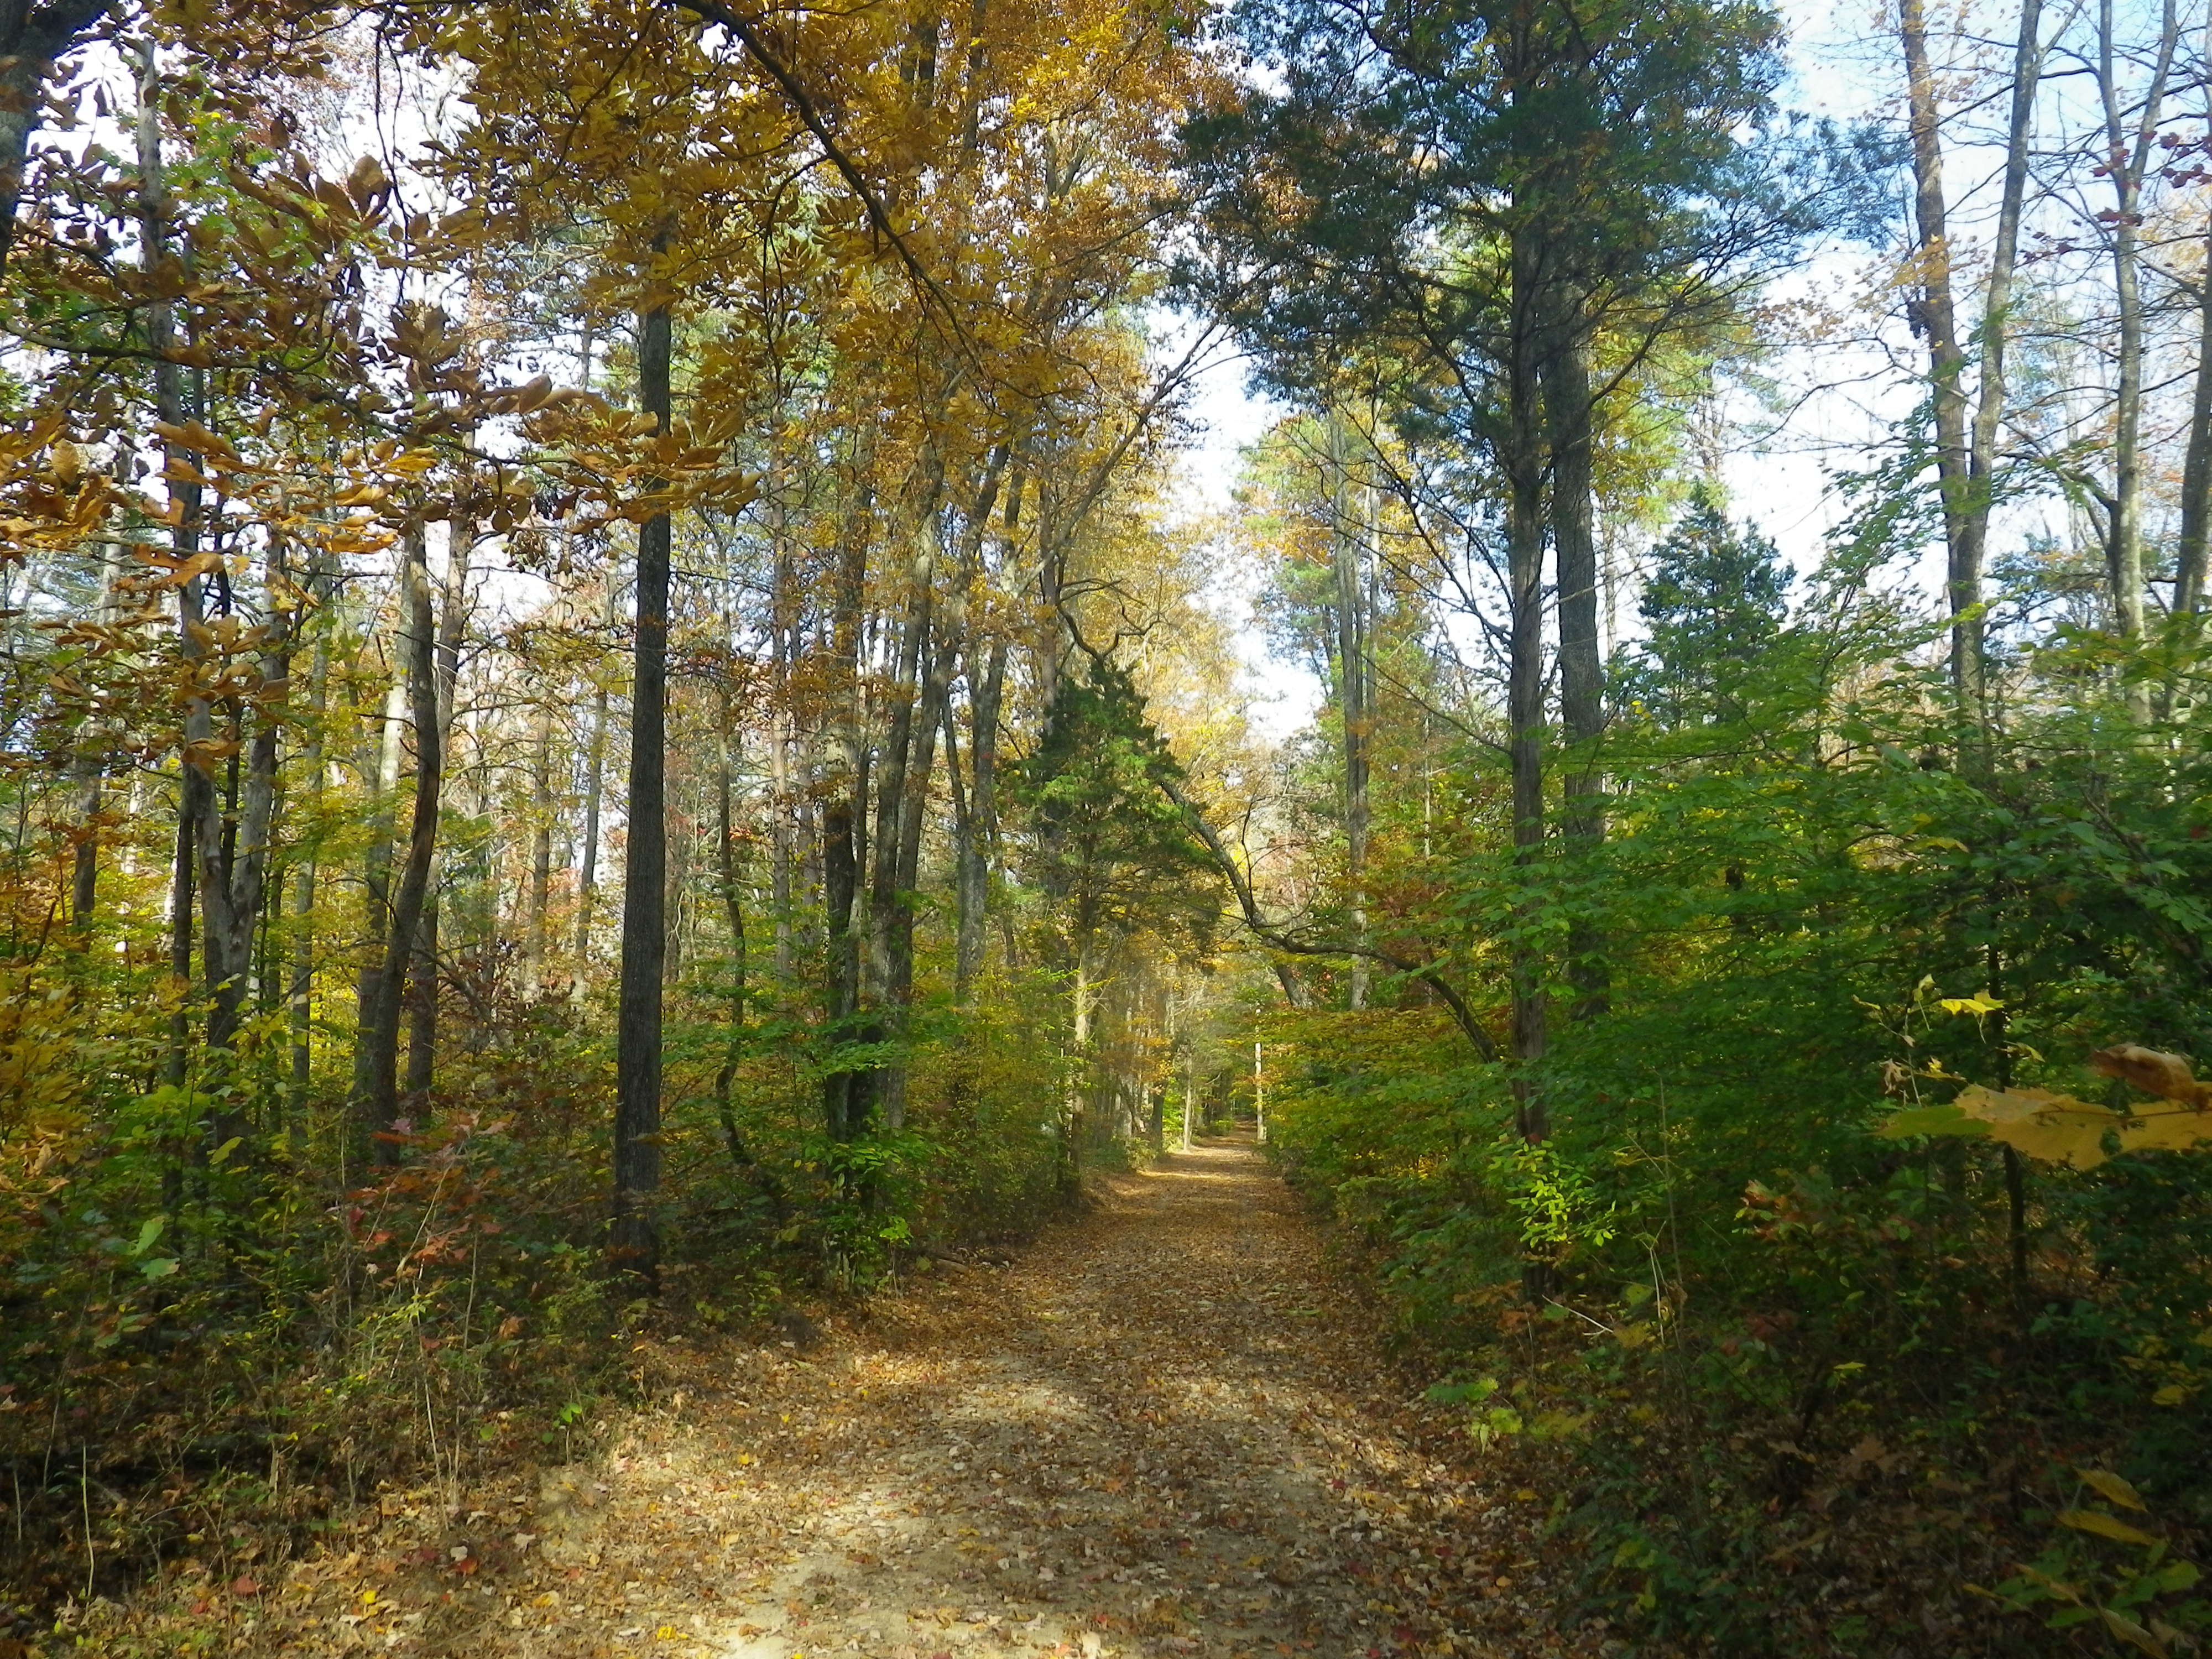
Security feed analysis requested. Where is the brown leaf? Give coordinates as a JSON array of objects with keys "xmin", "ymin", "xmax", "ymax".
[{"xmin": 2090, "ymin": 1046, "xmax": 2209, "ymax": 1107}]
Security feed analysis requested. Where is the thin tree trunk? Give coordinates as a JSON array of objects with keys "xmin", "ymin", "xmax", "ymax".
[
  {"xmin": 1899, "ymin": 0, "xmax": 1977, "ymax": 713},
  {"xmin": 68, "ymin": 543, "xmax": 119, "ymax": 931},
  {"xmin": 199, "ymin": 535, "xmax": 294, "ymax": 1066},
  {"xmin": 866, "ymin": 598, "xmax": 927, "ymax": 1130},
  {"xmin": 1957, "ymin": 0, "xmax": 2046, "ymax": 738},
  {"xmin": 1327, "ymin": 412, "xmax": 1370, "ymax": 1011},
  {"xmin": 613, "ymin": 293, "xmax": 672, "ymax": 1284},
  {"xmin": 2178, "ymin": 232, "xmax": 2212, "ymax": 618},
  {"xmin": 713, "ymin": 710, "xmax": 759, "ymax": 1182},
  {"xmin": 769, "ymin": 471, "xmax": 797, "ymax": 978},
  {"xmin": 2096, "ymin": 0, "xmax": 2176, "ymax": 687},
  {"xmin": 954, "ymin": 635, "xmax": 1006, "ymax": 1000},
  {"xmin": 1545, "ymin": 313, "xmax": 1606, "ymax": 1013},
  {"xmin": 358, "ymin": 526, "xmax": 440, "ymax": 1165},
  {"xmin": 665, "ymin": 786, "xmax": 692, "ymax": 985},
  {"xmin": 527, "ymin": 706, "xmax": 553, "ymax": 993},
  {"xmin": 166, "ymin": 803, "xmax": 194, "ymax": 1090},
  {"xmin": 884, "ymin": 636, "xmax": 951, "ymax": 1130},
  {"xmin": 142, "ymin": 36, "xmax": 199, "ymax": 1092},
  {"xmin": 576, "ymin": 670, "xmax": 609, "ymax": 961},
  {"xmin": 289, "ymin": 555, "xmax": 332, "ymax": 1128},
  {"xmin": 406, "ymin": 510, "xmax": 468, "ymax": 1081},
  {"xmin": 349, "ymin": 627, "xmax": 407, "ymax": 1147},
  {"xmin": 1506, "ymin": 229, "xmax": 1548, "ymax": 1146},
  {"xmin": 404, "ymin": 903, "xmax": 437, "ymax": 1107},
  {"xmin": 865, "ymin": 493, "xmax": 936, "ymax": 1130},
  {"xmin": 821, "ymin": 444, "xmax": 875, "ymax": 1141}
]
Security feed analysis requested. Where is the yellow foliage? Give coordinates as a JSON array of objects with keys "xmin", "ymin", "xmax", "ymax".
[{"xmin": 1885, "ymin": 1047, "xmax": 2212, "ymax": 1170}]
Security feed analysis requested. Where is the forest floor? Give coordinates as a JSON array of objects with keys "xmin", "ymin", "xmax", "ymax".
[{"xmin": 95, "ymin": 1137, "xmax": 1604, "ymax": 1658}]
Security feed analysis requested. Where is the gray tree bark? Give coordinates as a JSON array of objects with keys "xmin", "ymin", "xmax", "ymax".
[
  {"xmin": 613, "ymin": 295, "xmax": 672, "ymax": 1283},
  {"xmin": 1899, "ymin": 0, "xmax": 1978, "ymax": 712},
  {"xmin": 356, "ymin": 527, "xmax": 440, "ymax": 1165},
  {"xmin": 1956, "ymin": 0, "xmax": 2046, "ymax": 733},
  {"xmin": 2094, "ymin": 0, "xmax": 2176, "ymax": 679}
]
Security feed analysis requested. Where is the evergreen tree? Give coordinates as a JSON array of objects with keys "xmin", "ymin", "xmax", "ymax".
[
  {"xmin": 1022, "ymin": 660, "xmax": 1223, "ymax": 957},
  {"xmin": 1623, "ymin": 486, "xmax": 1788, "ymax": 724}
]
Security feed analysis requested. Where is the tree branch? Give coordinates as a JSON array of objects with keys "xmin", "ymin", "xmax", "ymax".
[
  {"xmin": 667, "ymin": 0, "xmax": 981, "ymax": 370},
  {"xmin": 1155, "ymin": 769, "xmax": 1502, "ymax": 1063}
]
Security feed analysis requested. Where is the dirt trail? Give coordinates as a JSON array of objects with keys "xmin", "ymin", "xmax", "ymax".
[{"xmin": 221, "ymin": 1139, "xmax": 1590, "ymax": 1657}]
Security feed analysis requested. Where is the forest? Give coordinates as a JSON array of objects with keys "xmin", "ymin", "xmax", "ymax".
[{"xmin": 3, "ymin": 0, "xmax": 2212, "ymax": 1652}]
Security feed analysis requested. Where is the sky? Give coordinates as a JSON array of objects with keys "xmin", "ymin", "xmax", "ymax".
[{"xmin": 1167, "ymin": 0, "xmax": 1924, "ymax": 742}]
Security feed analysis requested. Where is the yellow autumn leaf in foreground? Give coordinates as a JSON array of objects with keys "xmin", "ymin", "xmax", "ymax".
[
  {"xmin": 1952, "ymin": 1086, "xmax": 2120, "ymax": 1170},
  {"xmin": 2056, "ymin": 1507, "xmax": 2160, "ymax": 1547},
  {"xmin": 2075, "ymin": 1468, "xmax": 2147, "ymax": 1511},
  {"xmin": 1915, "ymin": 1085, "xmax": 2212, "ymax": 1170}
]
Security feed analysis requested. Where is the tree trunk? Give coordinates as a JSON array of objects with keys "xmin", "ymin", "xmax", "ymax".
[
  {"xmin": 358, "ymin": 526, "xmax": 441, "ymax": 1165},
  {"xmin": 713, "ymin": 710, "xmax": 760, "ymax": 1181},
  {"xmin": 0, "ymin": 0, "xmax": 111, "ymax": 274},
  {"xmin": 769, "ymin": 472, "xmax": 797, "ymax": 979},
  {"xmin": 404, "ymin": 901, "xmax": 436, "ymax": 1106},
  {"xmin": 142, "ymin": 35, "xmax": 199, "ymax": 1092},
  {"xmin": 68, "ymin": 543, "xmax": 118, "ymax": 931},
  {"xmin": 1506, "ymin": 228, "xmax": 1548, "ymax": 1145},
  {"xmin": 527, "ymin": 705, "xmax": 554, "ymax": 993},
  {"xmin": 665, "ymin": 784, "xmax": 692, "ymax": 985},
  {"xmin": 1545, "ymin": 309, "xmax": 1606, "ymax": 1013},
  {"xmin": 349, "ymin": 624, "xmax": 408, "ymax": 1153},
  {"xmin": 289, "ymin": 554, "xmax": 333, "ymax": 1129},
  {"xmin": 1957, "ymin": 0, "xmax": 2045, "ymax": 738},
  {"xmin": 821, "ymin": 436, "xmax": 875, "ymax": 1141},
  {"xmin": 954, "ymin": 635, "xmax": 1006, "ymax": 1000},
  {"xmin": 613, "ymin": 294, "xmax": 672, "ymax": 1285},
  {"xmin": 1898, "ymin": 0, "xmax": 1977, "ymax": 714},
  {"xmin": 166, "ymin": 801, "xmax": 194, "ymax": 1090},
  {"xmin": 1326, "ymin": 412, "xmax": 1370, "ymax": 1010},
  {"xmin": 576, "ymin": 668, "xmax": 609, "ymax": 961},
  {"xmin": 2177, "ymin": 235, "xmax": 2212, "ymax": 618},
  {"xmin": 866, "ymin": 493, "xmax": 936, "ymax": 1130},
  {"xmin": 2096, "ymin": 0, "xmax": 2176, "ymax": 690}
]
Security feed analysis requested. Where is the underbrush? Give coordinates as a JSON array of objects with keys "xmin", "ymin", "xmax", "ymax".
[
  {"xmin": 1266, "ymin": 998, "xmax": 2212, "ymax": 1657},
  {"xmin": 0, "ymin": 957, "xmax": 1080, "ymax": 1642}
]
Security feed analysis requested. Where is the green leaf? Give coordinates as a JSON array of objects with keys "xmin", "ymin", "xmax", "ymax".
[
  {"xmin": 128, "ymin": 1217, "xmax": 165, "ymax": 1259},
  {"xmin": 1876, "ymin": 1104, "xmax": 1989, "ymax": 1140},
  {"xmin": 140, "ymin": 1256, "xmax": 179, "ymax": 1281}
]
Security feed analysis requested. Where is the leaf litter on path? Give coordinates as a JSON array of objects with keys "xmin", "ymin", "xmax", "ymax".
[{"xmin": 129, "ymin": 1139, "xmax": 1597, "ymax": 1657}]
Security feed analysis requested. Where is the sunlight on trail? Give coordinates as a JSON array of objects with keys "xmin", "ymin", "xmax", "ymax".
[
  {"xmin": 199, "ymin": 1140, "xmax": 1587, "ymax": 1658},
  {"xmin": 667, "ymin": 1139, "xmax": 1583, "ymax": 1659}
]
